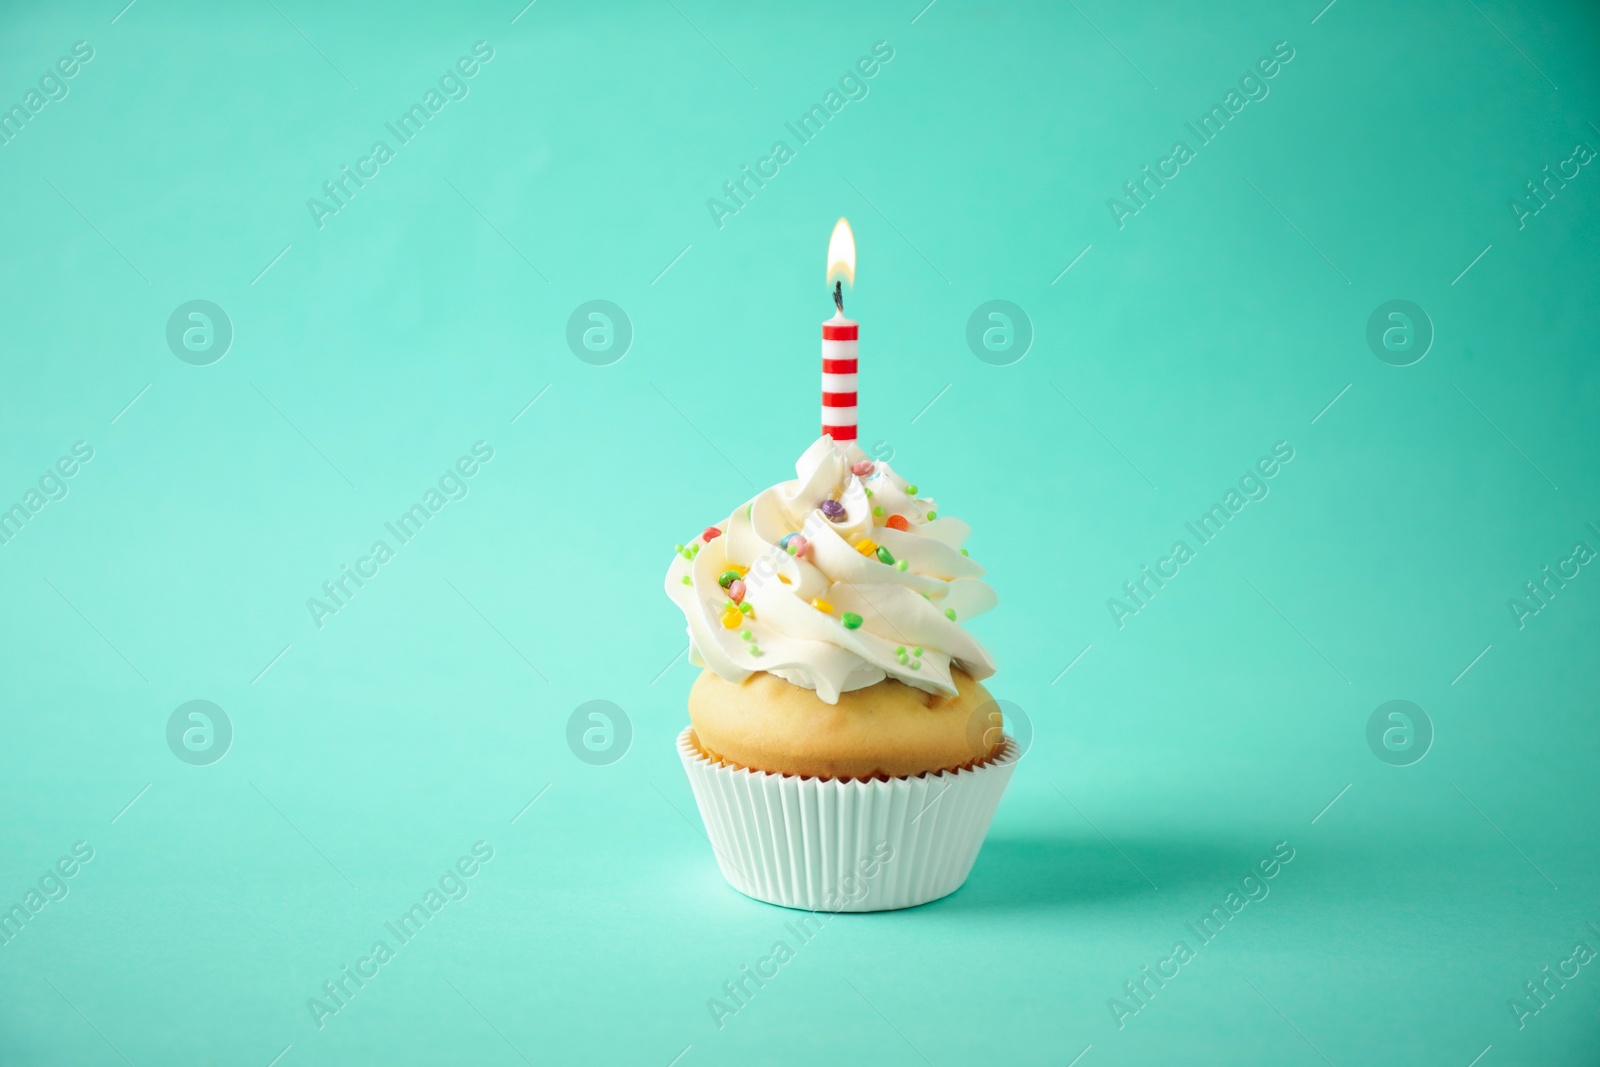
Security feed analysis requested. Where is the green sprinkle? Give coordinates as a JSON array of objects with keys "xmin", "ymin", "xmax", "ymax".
[
  {"xmin": 740, "ymin": 629, "xmax": 752, "ymax": 641},
  {"xmin": 906, "ymin": 484, "xmax": 918, "ymax": 494},
  {"xmin": 841, "ymin": 612, "xmax": 863, "ymax": 630},
  {"xmin": 864, "ymin": 487, "xmax": 873, "ymax": 497},
  {"xmin": 718, "ymin": 570, "xmax": 741, "ymax": 589},
  {"xmin": 750, "ymin": 646, "xmax": 762, "ymax": 656},
  {"xmin": 913, "ymin": 646, "xmax": 923, "ymax": 656},
  {"xmin": 876, "ymin": 546, "xmax": 895, "ymax": 566},
  {"xmin": 895, "ymin": 645, "xmax": 906, "ymax": 655},
  {"xmin": 674, "ymin": 543, "xmax": 685, "ymax": 554},
  {"xmin": 723, "ymin": 598, "xmax": 736, "ymax": 610},
  {"xmin": 895, "ymin": 559, "xmax": 908, "ymax": 572},
  {"xmin": 960, "ymin": 549, "xmax": 969, "ymax": 557},
  {"xmin": 739, "ymin": 601, "xmax": 752, "ymax": 614},
  {"xmin": 872, "ymin": 506, "xmax": 884, "ymax": 517},
  {"xmin": 910, "ymin": 660, "xmax": 921, "ymax": 670},
  {"xmin": 681, "ymin": 575, "xmax": 692, "ymax": 585},
  {"xmin": 945, "ymin": 608, "xmax": 957, "ymax": 620},
  {"xmin": 926, "ymin": 510, "xmax": 937, "ymax": 520}
]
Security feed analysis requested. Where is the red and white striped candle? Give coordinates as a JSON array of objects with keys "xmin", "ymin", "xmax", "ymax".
[
  {"xmin": 823, "ymin": 218, "xmax": 858, "ymax": 444},
  {"xmin": 822, "ymin": 312, "xmax": 858, "ymax": 443}
]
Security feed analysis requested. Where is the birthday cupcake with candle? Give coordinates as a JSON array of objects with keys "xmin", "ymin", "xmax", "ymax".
[{"xmin": 664, "ymin": 220, "xmax": 1019, "ymax": 913}]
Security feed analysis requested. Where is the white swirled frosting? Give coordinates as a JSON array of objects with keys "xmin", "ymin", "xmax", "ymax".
[{"xmin": 664, "ymin": 436, "xmax": 996, "ymax": 703}]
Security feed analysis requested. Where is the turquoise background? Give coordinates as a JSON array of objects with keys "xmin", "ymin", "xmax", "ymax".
[{"xmin": 2, "ymin": 0, "xmax": 1598, "ymax": 1063}]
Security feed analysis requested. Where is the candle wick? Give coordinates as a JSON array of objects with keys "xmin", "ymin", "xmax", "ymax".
[{"xmin": 832, "ymin": 280, "xmax": 843, "ymax": 314}]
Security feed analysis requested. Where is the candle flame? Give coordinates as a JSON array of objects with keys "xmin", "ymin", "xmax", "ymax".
[{"xmin": 826, "ymin": 217, "xmax": 855, "ymax": 287}]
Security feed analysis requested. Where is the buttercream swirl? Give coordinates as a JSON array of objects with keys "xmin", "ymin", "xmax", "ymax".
[{"xmin": 664, "ymin": 436, "xmax": 996, "ymax": 703}]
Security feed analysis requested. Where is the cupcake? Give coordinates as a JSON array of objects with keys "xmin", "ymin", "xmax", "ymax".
[{"xmin": 665, "ymin": 435, "xmax": 1018, "ymax": 911}]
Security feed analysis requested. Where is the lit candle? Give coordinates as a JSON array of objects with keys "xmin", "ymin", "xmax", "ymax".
[{"xmin": 822, "ymin": 218, "xmax": 858, "ymax": 445}]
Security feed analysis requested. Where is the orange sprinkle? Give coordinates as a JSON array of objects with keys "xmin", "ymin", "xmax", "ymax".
[{"xmin": 885, "ymin": 514, "xmax": 910, "ymax": 531}]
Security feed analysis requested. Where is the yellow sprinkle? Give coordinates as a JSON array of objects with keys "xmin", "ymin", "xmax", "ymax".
[
  {"xmin": 778, "ymin": 574, "xmax": 791, "ymax": 585},
  {"xmin": 811, "ymin": 598, "xmax": 834, "ymax": 614},
  {"xmin": 855, "ymin": 539, "xmax": 878, "ymax": 556},
  {"xmin": 721, "ymin": 608, "xmax": 742, "ymax": 629}
]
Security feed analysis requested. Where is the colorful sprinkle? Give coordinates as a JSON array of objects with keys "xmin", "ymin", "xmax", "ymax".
[
  {"xmin": 895, "ymin": 559, "xmax": 908, "ymax": 572},
  {"xmin": 674, "ymin": 543, "xmax": 685, "ymax": 554},
  {"xmin": 855, "ymin": 539, "xmax": 878, "ymax": 556},
  {"xmin": 820, "ymin": 499, "xmax": 845, "ymax": 522},
  {"xmin": 876, "ymin": 546, "xmax": 895, "ymax": 566},
  {"xmin": 960, "ymin": 549, "xmax": 969, "ymax": 556},
  {"xmin": 913, "ymin": 646, "xmax": 923, "ymax": 656},
  {"xmin": 740, "ymin": 629, "xmax": 752, "ymax": 640},
  {"xmin": 718, "ymin": 570, "xmax": 741, "ymax": 589},
  {"xmin": 702, "ymin": 526, "xmax": 722, "ymax": 542},
  {"xmin": 728, "ymin": 579, "xmax": 746, "ymax": 603},
  {"xmin": 681, "ymin": 575, "xmax": 691, "ymax": 585},
  {"xmin": 749, "ymin": 646, "xmax": 762, "ymax": 656},
  {"xmin": 906, "ymin": 484, "xmax": 918, "ymax": 495},
  {"xmin": 738, "ymin": 601, "xmax": 752, "ymax": 615},
  {"xmin": 885, "ymin": 514, "xmax": 909, "ymax": 531},
  {"xmin": 945, "ymin": 608, "xmax": 957, "ymax": 620},
  {"xmin": 864, "ymin": 487, "xmax": 873, "ymax": 497},
  {"xmin": 851, "ymin": 460, "xmax": 875, "ymax": 476},
  {"xmin": 721, "ymin": 608, "xmax": 742, "ymax": 629},
  {"xmin": 872, "ymin": 506, "xmax": 884, "ymax": 517},
  {"xmin": 841, "ymin": 612, "xmax": 863, "ymax": 629},
  {"xmin": 910, "ymin": 661, "xmax": 921, "ymax": 671},
  {"xmin": 926, "ymin": 510, "xmax": 937, "ymax": 520},
  {"xmin": 896, "ymin": 646, "xmax": 906, "ymax": 655},
  {"xmin": 787, "ymin": 535, "xmax": 811, "ymax": 558},
  {"xmin": 811, "ymin": 598, "xmax": 834, "ymax": 614},
  {"xmin": 779, "ymin": 532, "xmax": 798, "ymax": 550}
]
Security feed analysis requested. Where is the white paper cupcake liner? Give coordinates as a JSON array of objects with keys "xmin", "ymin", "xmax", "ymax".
[{"xmin": 676, "ymin": 726, "xmax": 1019, "ymax": 912}]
